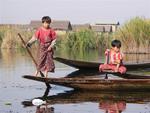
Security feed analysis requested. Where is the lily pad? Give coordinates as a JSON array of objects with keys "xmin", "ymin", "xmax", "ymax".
[{"xmin": 5, "ymin": 102, "xmax": 12, "ymax": 106}]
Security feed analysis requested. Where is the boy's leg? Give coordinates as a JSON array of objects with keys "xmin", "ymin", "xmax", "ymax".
[
  {"xmin": 110, "ymin": 65, "xmax": 117, "ymax": 72},
  {"xmin": 44, "ymin": 69, "xmax": 48, "ymax": 78},
  {"xmin": 118, "ymin": 66, "xmax": 127, "ymax": 74},
  {"xmin": 99, "ymin": 64, "xmax": 106, "ymax": 72},
  {"xmin": 99, "ymin": 64, "xmax": 112, "ymax": 71},
  {"xmin": 34, "ymin": 70, "xmax": 39, "ymax": 76}
]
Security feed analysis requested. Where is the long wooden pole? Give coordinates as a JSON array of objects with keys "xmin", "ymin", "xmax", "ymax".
[
  {"xmin": 18, "ymin": 33, "xmax": 38, "ymax": 67},
  {"xmin": 18, "ymin": 33, "xmax": 50, "ymax": 87}
]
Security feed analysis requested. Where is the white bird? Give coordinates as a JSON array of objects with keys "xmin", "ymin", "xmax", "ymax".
[{"xmin": 32, "ymin": 99, "xmax": 46, "ymax": 106}]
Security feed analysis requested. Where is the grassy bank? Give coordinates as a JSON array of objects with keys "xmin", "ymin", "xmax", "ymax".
[
  {"xmin": 0, "ymin": 17, "xmax": 150, "ymax": 54},
  {"xmin": 0, "ymin": 25, "xmax": 33, "ymax": 49},
  {"xmin": 56, "ymin": 29, "xmax": 112, "ymax": 52},
  {"xmin": 114, "ymin": 17, "xmax": 150, "ymax": 53},
  {"xmin": 57, "ymin": 17, "xmax": 150, "ymax": 53}
]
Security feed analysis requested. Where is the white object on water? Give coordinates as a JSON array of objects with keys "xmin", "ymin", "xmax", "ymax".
[{"xmin": 32, "ymin": 99, "xmax": 46, "ymax": 106}]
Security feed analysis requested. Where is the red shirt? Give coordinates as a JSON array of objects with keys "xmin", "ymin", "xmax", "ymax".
[
  {"xmin": 35, "ymin": 27, "xmax": 56, "ymax": 44},
  {"xmin": 105, "ymin": 49, "xmax": 123, "ymax": 64}
]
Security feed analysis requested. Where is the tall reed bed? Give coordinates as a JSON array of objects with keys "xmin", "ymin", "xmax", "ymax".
[
  {"xmin": 0, "ymin": 25, "xmax": 33, "ymax": 49},
  {"xmin": 56, "ymin": 29, "xmax": 112, "ymax": 53},
  {"xmin": 114, "ymin": 17, "xmax": 150, "ymax": 53},
  {"xmin": 0, "ymin": 17, "xmax": 150, "ymax": 54}
]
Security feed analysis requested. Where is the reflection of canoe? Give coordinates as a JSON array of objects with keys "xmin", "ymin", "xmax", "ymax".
[
  {"xmin": 23, "ymin": 75, "xmax": 150, "ymax": 91},
  {"xmin": 22, "ymin": 89, "xmax": 150, "ymax": 107},
  {"xmin": 54, "ymin": 57, "xmax": 150, "ymax": 70}
]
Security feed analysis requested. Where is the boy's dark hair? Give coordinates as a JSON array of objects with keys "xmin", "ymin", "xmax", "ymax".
[
  {"xmin": 42, "ymin": 16, "xmax": 51, "ymax": 23},
  {"xmin": 111, "ymin": 39, "xmax": 121, "ymax": 48}
]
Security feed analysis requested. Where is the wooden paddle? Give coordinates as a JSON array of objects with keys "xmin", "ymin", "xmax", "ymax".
[
  {"xmin": 18, "ymin": 33, "xmax": 50, "ymax": 87},
  {"xmin": 105, "ymin": 50, "xmax": 110, "ymax": 79}
]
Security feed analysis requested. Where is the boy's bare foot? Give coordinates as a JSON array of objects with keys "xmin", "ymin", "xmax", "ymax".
[
  {"xmin": 34, "ymin": 71, "xmax": 39, "ymax": 77},
  {"xmin": 44, "ymin": 70, "xmax": 48, "ymax": 78},
  {"xmin": 33, "ymin": 73, "xmax": 38, "ymax": 77},
  {"xmin": 45, "ymin": 75, "xmax": 48, "ymax": 78}
]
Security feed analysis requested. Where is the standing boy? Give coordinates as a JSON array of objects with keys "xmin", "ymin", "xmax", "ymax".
[
  {"xmin": 99, "ymin": 40, "xmax": 126, "ymax": 74},
  {"xmin": 26, "ymin": 16, "xmax": 56, "ymax": 77}
]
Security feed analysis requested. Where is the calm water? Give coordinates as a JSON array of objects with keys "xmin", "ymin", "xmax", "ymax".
[{"xmin": 0, "ymin": 49, "xmax": 150, "ymax": 113}]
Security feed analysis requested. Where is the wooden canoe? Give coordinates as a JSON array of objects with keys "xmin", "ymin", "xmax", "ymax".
[
  {"xmin": 65, "ymin": 70, "xmax": 150, "ymax": 79},
  {"xmin": 54, "ymin": 57, "xmax": 150, "ymax": 70},
  {"xmin": 22, "ymin": 89, "xmax": 150, "ymax": 107},
  {"xmin": 23, "ymin": 75, "xmax": 150, "ymax": 91}
]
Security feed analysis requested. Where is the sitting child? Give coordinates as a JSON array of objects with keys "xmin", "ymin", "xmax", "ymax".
[{"xmin": 99, "ymin": 39, "xmax": 126, "ymax": 74}]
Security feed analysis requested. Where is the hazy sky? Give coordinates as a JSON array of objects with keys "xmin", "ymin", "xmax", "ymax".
[{"xmin": 0, "ymin": 0, "xmax": 150, "ymax": 24}]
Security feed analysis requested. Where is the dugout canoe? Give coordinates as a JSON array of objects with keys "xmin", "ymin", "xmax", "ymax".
[
  {"xmin": 22, "ymin": 89, "xmax": 150, "ymax": 107},
  {"xmin": 54, "ymin": 57, "xmax": 150, "ymax": 70},
  {"xmin": 65, "ymin": 70, "xmax": 150, "ymax": 79},
  {"xmin": 23, "ymin": 75, "xmax": 150, "ymax": 91}
]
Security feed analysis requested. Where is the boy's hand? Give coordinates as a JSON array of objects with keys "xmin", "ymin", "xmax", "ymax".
[
  {"xmin": 114, "ymin": 68, "xmax": 119, "ymax": 72},
  {"xmin": 104, "ymin": 62, "xmax": 107, "ymax": 65},
  {"xmin": 47, "ymin": 47, "xmax": 52, "ymax": 51},
  {"xmin": 26, "ymin": 43, "xmax": 31, "ymax": 48},
  {"xmin": 114, "ymin": 60, "xmax": 120, "ymax": 64}
]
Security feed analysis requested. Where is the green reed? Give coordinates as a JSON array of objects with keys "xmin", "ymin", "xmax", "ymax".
[
  {"xmin": 0, "ymin": 25, "xmax": 33, "ymax": 49},
  {"xmin": 56, "ymin": 29, "xmax": 112, "ymax": 52},
  {"xmin": 114, "ymin": 17, "xmax": 150, "ymax": 53},
  {"xmin": 1, "ymin": 17, "xmax": 150, "ymax": 54}
]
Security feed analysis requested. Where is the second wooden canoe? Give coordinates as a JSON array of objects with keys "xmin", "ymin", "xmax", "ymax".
[{"xmin": 54, "ymin": 57, "xmax": 150, "ymax": 70}]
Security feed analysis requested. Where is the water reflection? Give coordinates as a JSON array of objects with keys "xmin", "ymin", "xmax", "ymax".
[
  {"xmin": 99, "ymin": 101, "xmax": 126, "ymax": 113},
  {"xmin": 0, "ymin": 50, "xmax": 150, "ymax": 113},
  {"xmin": 55, "ymin": 49, "xmax": 100, "ymax": 62},
  {"xmin": 0, "ymin": 49, "xmax": 150, "ymax": 67},
  {"xmin": 34, "ymin": 88, "xmax": 54, "ymax": 113},
  {"xmin": 35, "ymin": 106, "xmax": 54, "ymax": 113},
  {"xmin": 124, "ymin": 53, "xmax": 150, "ymax": 63},
  {"xmin": 0, "ymin": 49, "xmax": 31, "ymax": 68},
  {"xmin": 22, "ymin": 87, "xmax": 150, "ymax": 113},
  {"xmin": 55, "ymin": 49, "xmax": 150, "ymax": 63}
]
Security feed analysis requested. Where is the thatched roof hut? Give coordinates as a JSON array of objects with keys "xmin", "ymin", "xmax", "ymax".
[
  {"xmin": 30, "ymin": 20, "xmax": 72, "ymax": 31},
  {"xmin": 91, "ymin": 25, "xmax": 105, "ymax": 32},
  {"xmin": 72, "ymin": 24, "xmax": 91, "ymax": 31},
  {"xmin": 30, "ymin": 20, "xmax": 41, "ymax": 29},
  {"xmin": 51, "ymin": 20, "xmax": 72, "ymax": 31}
]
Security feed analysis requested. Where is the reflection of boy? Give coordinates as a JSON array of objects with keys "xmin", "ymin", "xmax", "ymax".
[
  {"xmin": 36, "ymin": 106, "xmax": 54, "ymax": 113},
  {"xmin": 26, "ymin": 16, "xmax": 56, "ymax": 77},
  {"xmin": 99, "ymin": 101, "xmax": 126, "ymax": 113},
  {"xmin": 99, "ymin": 40, "xmax": 126, "ymax": 74}
]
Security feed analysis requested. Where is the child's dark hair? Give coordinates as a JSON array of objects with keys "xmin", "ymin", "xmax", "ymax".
[
  {"xmin": 111, "ymin": 39, "xmax": 121, "ymax": 48},
  {"xmin": 42, "ymin": 16, "xmax": 51, "ymax": 23}
]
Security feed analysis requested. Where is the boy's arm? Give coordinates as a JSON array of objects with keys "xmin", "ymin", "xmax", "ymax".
[
  {"xmin": 50, "ymin": 39, "xmax": 56, "ymax": 48},
  {"xmin": 104, "ymin": 49, "xmax": 110, "ymax": 64},
  {"xmin": 104, "ymin": 56, "xmax": 108, "ymax": 64},
  {"xmin": 114, "ymin": 59, "xmax": 121, "ymax": 64},
  {"xmin": 47, "ymin": 39, "xmax": 56, "ymax": 51},
  {"xmin": 115, "ymin": 63, "xmax": 120, "ymax": 72},
  {"xmin": 26, "ymin": 36, "xmax": 37, "ymax": 47},
  {"xmin": 114, "ymin": 59, "xmax": 122, "ymax": 72},
  {"xmin": 47, "ymin": 29, "xmax": 57, "ymax": 51}
]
